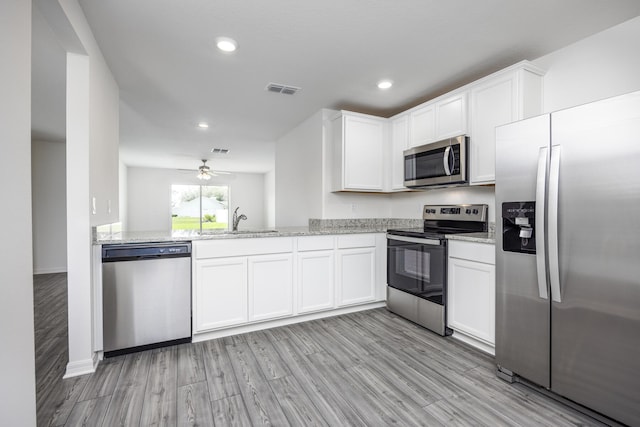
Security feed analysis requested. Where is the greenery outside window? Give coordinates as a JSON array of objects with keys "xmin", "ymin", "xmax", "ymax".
[{"xmin": 171, "ymin": 185, "xmax": 229, "ymax": 231}]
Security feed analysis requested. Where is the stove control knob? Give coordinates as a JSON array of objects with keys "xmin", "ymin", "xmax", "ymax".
[
  {"xmin": 465, "ymin": 209, "xmax": 471, "ymax": 214},
  {"xmin": 472, "ymin": 209, "xmax": 479, "ymax": 214}
]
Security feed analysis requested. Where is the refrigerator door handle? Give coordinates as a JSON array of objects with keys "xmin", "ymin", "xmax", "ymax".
[
  {"xmin": 443, "ymin": 146, "xmax": 452, "ymax": 176},
  {"xmin": 548, "ymin": 145, "xmax": 562, "ymax": 302},
  {"xmin": 535, "ymin": 147, "xmax": 549, "ymax": 300}
]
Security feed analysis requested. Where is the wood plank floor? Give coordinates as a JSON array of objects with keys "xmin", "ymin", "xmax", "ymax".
[{"xmin": 35, "ymin": 273, "xmax": 606, "ymax": 426}]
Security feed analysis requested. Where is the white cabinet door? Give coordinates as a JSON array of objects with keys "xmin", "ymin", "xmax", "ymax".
[
  {"xmin": 409, "ymin": 92, "xmax": 467, "ymax": 148},
  {"xmin": 469, "ymin": 74, "xmax": 517, "ymax": 184},
  {"xmin": 390, "ymin": 114, "xmax": 409, "ymax": 191},
  {"xmin": 335, "ymin": 112, "xmax": 386, "ymax": 191},
  {"xmin": 435, "ymin": 92, "xmax": 467, "ymax": 139},
  {"xmin": 297, "ymin": 250, "xmax": 335, "ymax": 314},
  {"xmin": 248, "ymin": 254, "xmax": 294, "ymax": 321},
  {"xmin": 409, "ymin": 103, "xmax": 435, "ymax": 148},
  {"xmin": 448, "ymin": 255, "xmax": 496, "ymax": 348},
  {"xmin": 337, "ymin": 247, "xmax": 376, "ymax": 307},
  {"xmin": 194, "ymin": 257, "xmax": 248, "ymax": 332},
  {"xmin": 469, "ymin": 64, "xmax": 543, "ymax": 185}
]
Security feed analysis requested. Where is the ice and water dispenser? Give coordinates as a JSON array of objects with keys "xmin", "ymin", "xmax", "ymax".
[{"xmin": 502, "ymin": 202, "xmax": 536, "ymax": 254}]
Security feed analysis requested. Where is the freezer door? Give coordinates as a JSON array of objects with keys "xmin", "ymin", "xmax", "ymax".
[
  {"xmin": 495, "ymin": 114, "xmax": 551, "ymax": 388},
  {"xmin": 550, "ymin": 91, "xmax": 640, "ymax": 426}
]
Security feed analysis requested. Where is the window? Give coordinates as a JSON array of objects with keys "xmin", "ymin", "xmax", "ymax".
[{"xmin": 171, "ymin": 185, "xmax": 229, "ymax": 231}]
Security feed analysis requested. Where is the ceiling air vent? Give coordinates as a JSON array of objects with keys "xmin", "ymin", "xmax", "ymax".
[
  {"xmin": 266, "ymin": 82, "xmax": 301, "ymax": 95},
  {"xmin": 210, "ymin": 148, "xmax": 229, "ymax": 154}
]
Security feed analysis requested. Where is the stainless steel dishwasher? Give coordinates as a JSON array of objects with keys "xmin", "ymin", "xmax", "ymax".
[{"xmin": 102, "ymin": 242, "xmax": 192, "ymax": 357}]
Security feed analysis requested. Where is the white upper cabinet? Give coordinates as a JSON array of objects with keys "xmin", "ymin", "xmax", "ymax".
[
  {"xmin": 409, "ymin": 92, "xmax": 468, "ymax": 148},
  {"xmin": 468, "ymin": 62, "xmax": 544, "ymax": 185},
  {"xmin": 409, "ymin": 103, "xmax": 436, "ymax": 147},
  {"xmin": 332, "ymin": 111, "xmax": 386, "ymax": 192},
  {"xmin": 328, "ymin": 61, "xmax": 543, "ymax": 192},
  {"xmin": 390, "ymin": 113, "xmax": 410, "ymax": 191},
  {"xmin": 435, "ymin": 92, "xmax": 468, "ymax": 139}
]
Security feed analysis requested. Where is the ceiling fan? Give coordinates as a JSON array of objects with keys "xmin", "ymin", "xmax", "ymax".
[{"xmin": 188, "ymin": 159, "xmax": 231, "ymax": 180}]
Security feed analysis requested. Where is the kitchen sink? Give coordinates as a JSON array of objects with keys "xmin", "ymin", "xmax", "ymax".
[
  {"xmin": 199, "ymin": 229, "xmax": 278, "ymax": 235},
  {"xmin": 229, "ymin": 230, "xmax": 278, "ymax": 234}
]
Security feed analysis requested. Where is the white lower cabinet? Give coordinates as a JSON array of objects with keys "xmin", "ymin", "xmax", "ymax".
[
  {"xmin": 194, "ymin": 257, "xmax": 248, "ymax": 331},
  {"xmin": 297, "ymin": 250, "xmax": 335, "ymax": 314},
  {"xmin": 447, "ymin": 240, "xmax": 496, "ymax": 355},
  {"xmin": 248, "ymin": 254, "xmax": 294, "ymax": 321},
  {"xmin": 192, "ymin": 234, "xmax": 385, "ymax": 337},
  {"xmin": 337, "ymin": 247, "xmax": 376, "ymax": 307}
]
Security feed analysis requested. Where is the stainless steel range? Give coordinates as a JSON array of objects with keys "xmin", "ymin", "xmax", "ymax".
[{"xmin": 386, "ymin": 204, "xmax": 488, "ymax": 335}]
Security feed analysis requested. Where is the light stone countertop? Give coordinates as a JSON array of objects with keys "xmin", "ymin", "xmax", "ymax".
[
  {"xmin": 446, "ymin": 232, "xmax": 495, "ymax": 244},
  {"xmin": 94, "ymin": 226, "xmax": 390, "ymax": 245},
  {"xmin": 95, "ymin": 217, "xmax": 424, "ymax": 245}
]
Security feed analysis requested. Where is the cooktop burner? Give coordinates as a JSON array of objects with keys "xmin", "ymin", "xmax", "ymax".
[{"xmin": 386, "ymin": 227, "xmax": 480, "ymax": 240}]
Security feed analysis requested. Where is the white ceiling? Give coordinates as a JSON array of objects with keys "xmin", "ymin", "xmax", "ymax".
[{"xmin": 33, "ymin": 0, "xmax": 640, "ymax": 173}]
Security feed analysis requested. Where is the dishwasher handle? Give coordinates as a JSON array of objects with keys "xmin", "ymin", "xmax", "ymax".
[{"xmin": 102, "ymin": 242, "xmax": 192, "ymax": 262}]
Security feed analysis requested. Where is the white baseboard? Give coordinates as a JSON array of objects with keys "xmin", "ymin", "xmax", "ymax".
[
  {"xmin": 63, "ymin": 353, "xmax": 98, "ymax": 378},
  {"xmin": 450, "ymin": 329, "xmax": 495, "ymax": 356},
  {"xmin": 33, "ymin": 266, "xmax": 67, "ymax": 275},
  {"xmin": 192, "ymin": 301, "xmax": 386, "ymax": 343}
]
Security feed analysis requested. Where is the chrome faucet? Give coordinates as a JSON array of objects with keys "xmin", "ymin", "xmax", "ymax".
[{"xmin": 232, "ymin": 207, "xmax": 247, "ymax": 231}]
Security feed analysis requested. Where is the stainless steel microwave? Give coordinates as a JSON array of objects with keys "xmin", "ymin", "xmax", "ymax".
[{"xmin": 404, "ymin": 135, "xmax": 468, "ymax": 188}]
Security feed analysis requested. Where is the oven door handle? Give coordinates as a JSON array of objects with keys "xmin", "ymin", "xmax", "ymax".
[
  {"xmin": 386, "ymin": 234, "xmax": 442, "ymax": 246},
  {"xmin": 443, "ymin": 146, "xmax": 452, "ymax": 176}
]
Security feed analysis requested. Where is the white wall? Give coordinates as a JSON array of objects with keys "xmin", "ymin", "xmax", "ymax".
[
  {"xmin": 127, "ymin": 167, "xmax": 268, "ymax": 231},
  {"xmin": 275, "ymin": 110, "xmax": 325, "ymax": 226},
  {"xmin": 118, "ymin": 160, "xmax": 128, "ymax": 230},
  {"xmin": 65, "ymin": 51, "xmax": 95, "ymax": 378},
  {"xmin": 535, "ymin": 16, "xmax": 640, "ymax": 113},
  {"xmin": 264, "ymin": 169, "xmax": 276, "ymax": 228},
  {"xmin": 32, "ymin": 140, "xmax": 67, "ymax": 273},
  {"xmin": 390, "ymin": 186, "xmax": 497, "ymax": 222},
  {"xmin": 275, "ymin": 109, "xmax": 392, "ymax": 225},
  {"xmin": 40, "ymin": 0, "xmax": 121, "ymax": 378},
  {"xmin": 0, "ymin": 1, "xmax": 37, "ymax": 424}
]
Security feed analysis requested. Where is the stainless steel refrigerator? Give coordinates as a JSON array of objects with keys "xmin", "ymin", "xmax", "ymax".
[{"xmin": 495, "ymin": 90, "xmax": 640, "ymax": 426}]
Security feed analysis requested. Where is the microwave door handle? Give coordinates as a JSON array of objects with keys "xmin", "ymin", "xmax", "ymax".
[{"xmin": 443, "ymin": 146, "xmax": 452, "ymax": 176}]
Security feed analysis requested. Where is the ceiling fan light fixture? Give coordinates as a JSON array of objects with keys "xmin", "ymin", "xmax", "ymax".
[
  {"xmin": 197, "ymin": 170, "xmax": 212, "ymax": 180},
  {"xmin": 197, "ymin": 159, "xmax": 213, "ymax": 180}
]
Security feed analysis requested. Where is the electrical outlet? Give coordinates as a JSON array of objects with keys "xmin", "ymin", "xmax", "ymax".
[{"xmin": 92, "ymin": 197, "xmax": 97, "ymax": 215}]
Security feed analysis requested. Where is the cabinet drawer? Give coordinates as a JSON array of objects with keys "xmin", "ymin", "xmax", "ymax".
[
  {"xmin": 337, "ymin": 234, "xmax": 376, "ymax": 249},
  {"xmin": 194, "ymin": 237, "xmax": 294, "ymax": 259},
  {"xmin": 448, "ymin": 240, "xmax": 495, "ymax": 264},
  {"xmin": 297, "ymin": 235, "xmax": 335, "ymax": 252}
]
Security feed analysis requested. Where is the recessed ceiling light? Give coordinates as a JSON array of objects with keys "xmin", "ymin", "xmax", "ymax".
[
  {"xmin": 216, "ymin": 37, "xmax": 238, "ymax": 53},
  {"xmin": 377, "ymin": 80, "xmax": 393, "ymax": 89},
  {"xmin": 197, "ymin": 122, "xmax": 209, "ymax": 129}
]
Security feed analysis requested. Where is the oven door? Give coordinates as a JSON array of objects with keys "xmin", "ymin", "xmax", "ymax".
[{"xmin": 387, "ymin": 234, "xmax": 447, "ymax": 305}]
